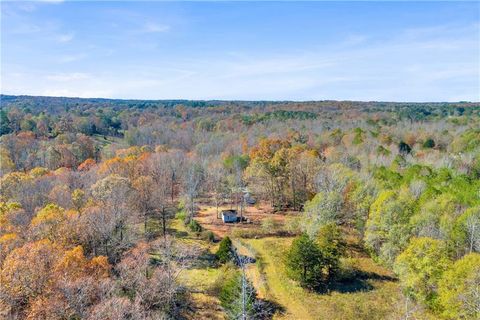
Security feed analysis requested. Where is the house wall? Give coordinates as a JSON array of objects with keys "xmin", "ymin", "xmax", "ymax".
[{"xmin": 222, "ymin": 214, "xmax": 238, "ymax": 223}]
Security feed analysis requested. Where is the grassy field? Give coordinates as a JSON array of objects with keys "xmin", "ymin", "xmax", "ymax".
[
  {"xmin": 170, "ymin": 218, "xmax": 225, "ymax": 319},
  {"xmin": 171, "ymin": 211, "xmax": 436, "ymax": 320},
  {"xmin": 241, "ymin": 237, "xmax": 403, "ymax": 320}
]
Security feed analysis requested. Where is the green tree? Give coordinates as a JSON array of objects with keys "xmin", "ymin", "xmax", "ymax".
[
  {"xmin": 422, "ymin": 138, "xmax": 435, "ymax": 149},
  {"xmin": 286, "ymin": 233, "xmax": 324, "ymax": 289},
  {"xmin": 302, "ymin": 191, "xmax": 343, "ymax": 237},
  {"xmin": 449, "ymin": 207, "xmax": 480, "ymax": 256},
  {"xmin": 317, "ymin": 223, "xmax": 346, "ymax": 281},
  {"xmin": 71, "ymin": 189, "xmax": 85, "ymax": 210},
  {"xmin": 223, "ymin": 154, "xmax": 249, "ymax": 172},
  {"xmin": 216, "ymin": 236, "xmax": 233, "ymax": 264},
  {"xmin": 20, "ymin": 118, "xmax": 36, "ymax": 132},
  {"xmin": 0, "ymin": 110, "xmax": 12, "ymax": 135},
  {"xmin": 438, "ymin": 253, "xmax": 480, "ymax": 319},
  {"xmin": 410, "ymin": 194, "xmax": 456, "ymax": 239},
  {"xmin": 188, "ymin": 219, "xmax": 202, "ymax": 233},
  {"xmin": 347, "ymin": 179, "xmax": 376, "ymax": 235},
  {"xmin": 398, "ymin": 141, "xmax": 412, "ymax": 155},
  {"xmin": 365, "ymin": 188, "xmax": 415, "ymax": 265},
  {"xmin": 394, "ymin": 237, "xmax": 451, "ymax": 309}
]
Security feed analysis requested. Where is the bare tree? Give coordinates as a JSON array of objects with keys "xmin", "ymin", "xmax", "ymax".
[
  {"xmin": 234, "ymin": 160, "xmax": 246, "ymax": 223},
  {"xmin": 207, "ymin": 162, "xmax": 228, "ymax": 219},
  {"xmin": 184, "ymin": 163, "xmax": 203, "ymax": 221},
  {"xmin": 466, "ymin": 213, "xmax": 480, "ymax": 253},
  {"xmin": 114, "ymin": 237, "xmax": 198, "ymax": 318},
  {"xmin": 165, "ymin": 150, "xmax": 186, "ymax": 203}
]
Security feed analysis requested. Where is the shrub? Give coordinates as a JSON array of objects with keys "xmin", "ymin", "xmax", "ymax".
[
  {"xmin": 284, "ymin": 216, "xmax": 301, "ymax": 235},
  {"xmin": 188, "ymin": 219, "xmax": 202, "ymax": 233},
  {"xmin": 175, "ymin": 209, "xmax": 186, "ymax": 221},
  {"xmin": 398, "ymin": 141, "xmax": 412, "ymax": 155},
  {"xmin": 202, "ymin": 230, "xmax": 216, "ymax": 243},
  {"xmin": 231, "ymin": 228, "xmax": 262, "ymax": 239},
  {"xmin": 423, "ymin": 138, "xmax": 435, "ymax": 149},
  {"xmin": 216, "ymin": 236, "xmax": 233, "ymax": 263},
  {"xmin": 261, "ymin": 217, "xmax": 276, "ymax": 233}
]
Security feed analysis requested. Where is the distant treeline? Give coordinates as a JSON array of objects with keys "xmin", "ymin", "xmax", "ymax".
[{"xmin": 1, "ymin": 94, "xmax": 478, "ymax": 117}]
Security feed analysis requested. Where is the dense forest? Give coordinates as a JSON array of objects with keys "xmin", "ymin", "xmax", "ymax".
[{"xmin": 0, "ymin": 95, "xmax": 479, "ymax": 319}]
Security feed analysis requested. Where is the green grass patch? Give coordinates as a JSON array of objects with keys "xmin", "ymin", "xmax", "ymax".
[{"xmin": 243, "ymin": 237, "xmax": 404, "ymax": 320}]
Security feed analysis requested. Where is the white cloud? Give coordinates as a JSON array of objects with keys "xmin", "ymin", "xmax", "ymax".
[
  {"xmin": 57, "ymin": 32, "xmax": 74, "ymax": 43},
  {"xmin": 342, "ymin": 34, "xmax": 368, "ymax": 46},
  {"xmin": 17, "ymin": 3, "xmax": 37, "ymax": 12},
  {"xmin": 45, "ymin": 73, "xmax": 90, "ymax": 81},
  {"xmin": 141, "ymin": 22, "xmax": 170, "ymax": 34},
  {"xmin": 218, "ymin": 55, "xmax": 337, "ymax": 79},
  {"xmin": 9, "ymin": 23, "xmax": 42, "ymax": 34},
  {"xmin": 42, "ymin": 88, "xmax": 113, "ymax": 98},
  {"xmin": 59, "ymin": 53, "xmax": 87, "ymax": 63}
]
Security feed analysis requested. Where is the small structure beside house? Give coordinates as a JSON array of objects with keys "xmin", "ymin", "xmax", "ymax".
[
  {"xmin": 244, "ymin": 192, "xmax": 256, "ymax": 205},
  {"xmin": 221, "ymin": 210, "xmax": 238, "ymax": 223}
]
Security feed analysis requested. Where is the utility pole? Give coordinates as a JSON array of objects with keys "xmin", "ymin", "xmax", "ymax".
[
  {"xmin": 233, "ymin": 245, "xmax": 249, "ymax": 320},
  {"xmin": 241, "ymin": 261, "xmax": 247, "ymax": 320}
]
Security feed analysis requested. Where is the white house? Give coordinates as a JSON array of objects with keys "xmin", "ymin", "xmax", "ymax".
[{"xmin": 221, "ymin": 210, "xmax": 238, "ymax": 223}]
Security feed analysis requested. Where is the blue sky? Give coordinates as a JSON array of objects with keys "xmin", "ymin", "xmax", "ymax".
[{"xmin": 1, "ymin": 1, "xmax": 479, "ymax": 101}]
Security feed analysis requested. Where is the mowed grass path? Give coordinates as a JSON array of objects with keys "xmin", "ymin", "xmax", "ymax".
[
  {"xmin": 243, "ymin": 237, "xmax": 403, "ymax": 320},
  {"xmin": 170, "ymin": 219, "xmax": 225, "ymax": 319}
]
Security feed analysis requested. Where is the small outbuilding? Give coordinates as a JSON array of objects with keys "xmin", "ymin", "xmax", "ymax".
[
  {"xmin": 244, "ymin": 192, "xmax": 256, "ymax": 205},
  {"xmin": 221, "ymin": 210, "xmax": 238, "ymax": 223}
]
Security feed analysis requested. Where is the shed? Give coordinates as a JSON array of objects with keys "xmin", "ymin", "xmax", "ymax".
[
  {"xmin": 221, "ymin": 210, "xmax": 238, "ymax": 223},
  {"xmin": 243, "ymin": 192, "xmax": 256, "ymax": 205}
]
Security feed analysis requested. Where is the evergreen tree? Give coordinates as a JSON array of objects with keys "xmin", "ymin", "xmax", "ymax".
[
  {"xmin": 286, "ymin": 233, "xmax": 324, "ymax": 289},
  {"xmin": 217, "ymin": 236, "xmax": 233, "ymax": 264},
  {"xmin": 398, "ymin": 141, "xmax": 412, "ymax": 155}
]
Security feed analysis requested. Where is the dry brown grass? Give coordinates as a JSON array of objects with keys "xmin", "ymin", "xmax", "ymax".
[{"xmin": 194, "ymin": 201, "xmax": 290, "ymax": 238}]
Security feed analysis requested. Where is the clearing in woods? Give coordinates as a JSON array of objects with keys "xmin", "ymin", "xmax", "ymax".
[
  {"xmin": 194, "ymin": 201, "xmax": 289, "ymax": 237},
  {"xmin": 176, "ymin": 202, "xmax": 436, "ymax": 320}
]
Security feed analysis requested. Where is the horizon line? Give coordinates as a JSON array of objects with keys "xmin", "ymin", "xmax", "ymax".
[{"xmin": 1, "ymin": 94, "xmax": 477, "ymax": 104}]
